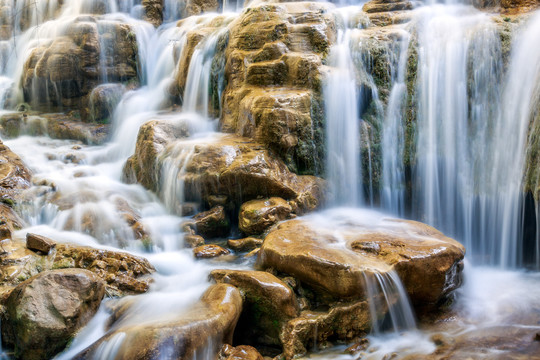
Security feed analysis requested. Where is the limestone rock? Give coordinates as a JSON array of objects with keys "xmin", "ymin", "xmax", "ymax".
[
  {"xmin": 258, "ymin": 209, "xmax": 465, "ymax": 307},
  {"xmin": 88, "ymin": 83, "xmax": 126, "ymax": 122},
  {"xmin": 239, "ymin": 197, "xmax": 292, "ymax": 235},
  {"xmin": 211, "ymin": 269, "xmax": 299, "ymax": 346},
  {"xmin": 219, "ymin": 344, "xmax": 264, "ymax": 360},
  {"xmin": 185, "ymin": 0, "xmax": 219, "ymax": 17},
  {"xmin": 123, "ymin": 120, "xmax": 325, "ymax": 214},
  {"xmin": 192, "ymin": 205, "xmax": 230, "ymax": 238},
  {"xmin": 1, "ymin": 269, "xmax": 106, "ymax": 360},
  {"xmin": 221, "ymin": 2, "xmax": 337, "ymax": 173},
  {"xmin": 227, "ymin": 237, "xmax": 263, "ymax": 252},
  {"xmin": 0, "ymin": 139, "xmax": 31, "ymax": 204},
  {"xmin": 53, "ymin": 243, "xmax": 155, "ymax": 296},
  {"xmin": 74, "ymin": 283, "xmax": 243, "ymax": 359},
  {"xmin": 142, "ymin": 0, "xmax": 163, "ymax": 27},
  {"xmin": 193, "ymin": 244, "xmax": 230, "ymax": 259},
  {"xmin": 26, "ymin": 233, "xmax": 56, "ymax": 254}
]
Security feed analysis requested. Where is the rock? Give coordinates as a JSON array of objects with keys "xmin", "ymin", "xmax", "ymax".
[
  {"xmin": 142, "ymin": 0, "xmax": 163, "ymax": 27},
  {"xmin": 346, "ymin": 338, "xmax": 369, "ymax": 354},
  {"xmin": 88, "ymin": 83, "xmax": 126, "ymax": 122},
  {"xmin": 258, "ymin": 209, "xmax": 465, "ymax": 307},
  {"xmin": 0, "ymin": 139, "xmax": 31, "ymax": 203},
  {"xmin": 221, "ymin": 2, "xmax": 336, "ymax": 174},
  {"xmin": 0, "ymin": 112, "xmax": 110, "ymax": 145},
  {"xmin": 185, "ymin": 0, "xmax": 219, "ymax": 16},
  {"xmin": 192, "ymin": 205, "xmax": 230, "ymax": 238},
  {"xmin": 20, "ymin": 17, "xmax": 138, "ymax": 115},
  {"xmin": 219, "ymin": 344, "xmax": 264, "ymax": 360},
  {"xmin": 210, "ymin": 269, "xmax": 299, "ymax": 346},
  {"xmin": 193, "ymin": 244, "xmax": 230, "ymax": 259},
  {"xmin": 53, "ymin": 243, "xmax": 155, "ymax": 296},
  {"xmin": 362, "ymin": 0, "xmax": 414, "ymax": 14},
  {"xmin": 239, "ymin": 197, "xmax": 292, "ymax": 235},
  {"xmin": 123, "ymin": 122, "xmax": 325, "ymax": 214},
  {"xmin": 227, "ymin": 237, "xmax": 263, "ymax": 252},
  {"xmin": 281, "ymin": 301, "xmax": 373, "ymax": 359},
  {"xmin": 1, "ymin": 269, "xmax": 106, "ymax": 360},
  {"xmin": 184, "ymin": 234, "xmax": 205, "ymax": 248},
  {"xmin": 26, "ymin": 233, "xmax": 56, "ymax": 254},
  {"xmin": 74, "ymin": 283, "xmax": 243, "ymax": 359}
]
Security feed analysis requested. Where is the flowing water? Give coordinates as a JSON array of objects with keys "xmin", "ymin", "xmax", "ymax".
[{"xmin": 0, "ymin": 0, "xmax": 540, "ymax": 359}]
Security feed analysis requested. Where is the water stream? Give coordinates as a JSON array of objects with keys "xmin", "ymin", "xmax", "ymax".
[{"xmin": 0, "ymin": 0, "xmax": 540, "ymax": 359}]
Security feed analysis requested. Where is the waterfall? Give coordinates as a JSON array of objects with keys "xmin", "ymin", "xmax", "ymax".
[{"xmin": 325, "ymin": 23, "xmax": 362, "ymax": 206}]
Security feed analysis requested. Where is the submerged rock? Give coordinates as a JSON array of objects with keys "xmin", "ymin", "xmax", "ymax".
[
  {"xmin": 258, "ymin": 209, "xmax": 465, "ymax": 307},
  {"xmin": 1, "ymin": 268, "xmax": 106, "ymax": 360},
  {"xmin": 74, "ymin": 283, "xmax": 243, "ymax": 359},
  {"xmin": 238, "ymin": 197, "xmax": 292, "ymax": 235}
]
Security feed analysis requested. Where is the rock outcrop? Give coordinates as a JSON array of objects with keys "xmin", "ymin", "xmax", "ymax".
[
  {"xmin": 221, "ymin": 2, "xmax": 336, "ymax": 174},
  {"xmin": 123, "ymin": 120, "xmax": 325, "ymax": 215},
  {"xmin": 1, "ymin": 268, "xmax": 106, "ymax": 360}
]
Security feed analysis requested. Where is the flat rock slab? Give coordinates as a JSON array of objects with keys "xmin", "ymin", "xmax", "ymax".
[{"xmin": 258, "ymin": 208, "xmax": 465, "ymax": 306}]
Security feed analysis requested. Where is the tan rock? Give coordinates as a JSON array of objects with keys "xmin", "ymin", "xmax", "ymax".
[
  {"xmin": 26, "ymin": 233, "xmax": 56, "ymax": 254},
  {"xmin": 142, "ymin": 0, "xmax": 163, "ymax": 27},
  {"xmin": 192, "ymin": 205, "xmax": 230, "ymax": 238},
  {"xmin": 74, "ymin": 283, "xmax": 243, "ymax": 359},
  {"xmin": 193, "ymin": 244, "xmax": 230, "ymax": 258},
  {"xmin": 258, "ymin": 212, "xmax": 465, "ymax": 307},
  {"xmin": 227, "ymin": 237, "xmax": 263, "ymax": 252},
  {"xmin": 239, "ymin": 197, "xmax": 292, "ymax": 235},
  {"xmin": 184, "ymin": 234, "xmax": 205, "ymax": 248},
  {"xmin": 211, "ymin": 269, "xmax": 299, "ymax": 345},
  {"xmin": 219, "ymin": 344, "xmax": 264, "ymax": 360},
  {"xmin": 1, "ymin": 269, "xmax": 105, "ymax": 360}
]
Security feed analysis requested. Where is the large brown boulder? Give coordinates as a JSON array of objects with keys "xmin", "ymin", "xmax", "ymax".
[
  {"xmin": 123, "ymin": 120, "xmax": 325, "ymax": 214},
  {"xmin": 257, "ymin": 209, "xmax": 465, "ymax": 307},
  {"xmin": 1, "ymin": 269, "xmax": 106, "ymax": 360},
  {"xmin": 210, "ymin": 269, "xmax": 299, "ymax": 346},
  {"xmin": 74, "ymin": 283, "xmax": 243, "ymax": 359}
]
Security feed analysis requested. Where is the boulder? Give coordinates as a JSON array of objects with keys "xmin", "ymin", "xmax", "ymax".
[
  {"xmin": 184, "ymin": 234, "xmax": 205, "ymax": 248},
  {"xmin": 257, "ymin": 209, "xmax": 465, "ymax": 307},
  {"xmin": 193, "ymin": 244, "xmax": 230, "ymax": 259},
  {"xmin": 227, "ymin": 237, "xmax": 263, "ymax": 252},
  {"xmin": 123, "ymin": 121, "xmax": 325, "ymax": 214},
  {"xmin": 74, "ymin": 283, "xmax": 243, "ymax": 359},
  {"xmin": 142, "ymin": 0, "xmax": 163, "ymax": 27},
  {"xmin": 0, "ymin": 139, "xmax": 31, "ymax": 203},
  {"xmin": 238, "ymin": 197, "xmax": 292, "ymax": 235},
  {"xmin": 210, "ymin": 269, "xmax": 299, "ymax": 346},
  {"xmin": 88, "ymin": 83, "xmax": 126, "ymax": 122},
  {"xmin": 1, "ymin": 269, "xmax": 106, "ymax": 360}
]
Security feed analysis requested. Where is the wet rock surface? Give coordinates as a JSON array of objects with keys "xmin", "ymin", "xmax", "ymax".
[
  {"xmin": 1, "ymin": 268, "xmax": 106, "ymax": 360},
  {"xmin": 238, "ymin": 197, "xmax": 292, "ymax": 235},
  {"xmin": 74, "ymin": 283, "xmax": 243, "ymax": 359}
]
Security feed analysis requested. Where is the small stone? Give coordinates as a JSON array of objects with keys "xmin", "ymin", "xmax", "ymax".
[
  {"xmin": 239, "ymin": 197, "xmax": 292, "ymax": 235},
  {"xmin": 193, "ymin": 206, "xmax": 230, "ymax": 238},
  {"xmin": 219, "ymin": 345, "xmax": 264, "ymax": 360},
  {"xmin": 193, "ymin": 244, "xmax": 230, "ymax": 259},
  {"xmin": 346, "ymin": 338, "xmax": 369, "ymax": 354},
  {"xmin": 227, "ymin": 237, "xmax": 263, "ymax": 252},
  {"xmin": 26, "ymin": 233, "xmax": 56, "ymax": 254},
  {"xmin": 184, "ymin": 234, "xmax": 205, "ymax": 248}
]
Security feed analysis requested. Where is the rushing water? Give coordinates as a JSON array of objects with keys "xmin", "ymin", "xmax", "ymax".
[{"xmin": 1, "ymin": 0, "xmax": 540, "ymax": 359}]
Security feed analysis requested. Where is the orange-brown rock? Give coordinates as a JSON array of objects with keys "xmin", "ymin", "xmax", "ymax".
[
  {"xmin": 184, "ymin": 234, "xmax": 205, "ymax": 247},
  {"xmin": 258, "ymin": 209, "xmax": 465, "ymax": 307},
  {"xmin": 1, "ymin": 268, "xmax": 106, "ymax": 360},
  {"xmin": 193, "ymin": 244, "xmax": 230, "ymax": 258},
  {"xmin": 74, "ymin": 283, "xmax": 243, "ymax": 359},
  {"xmin": 53, "ymin": 243, "xmax": 154, "ymax": 296},
  {"xmin": 192, "ymin": 205, "xmax": 230, "ymax": 238},
  {"xmin": 26, "ymin": 233, "xmax": 56, "ymax": 254},
  {"xmin": 239, "ymin": 197, "xmax": 292, "ymax": 235},
  {"xmin": 227, "ymin": 237, "xmax": 263, "ymax": 252},
  {"xmin": 211, "ymin": 269, "xmax": 299, "ymax": 346},
  {"xmin": 221, "ymin": 2, "xmax": 337, "ymax": 174},
  {"xmin": 123, "ymin": 120, "xmax": 325, "ymax": 214},
  {"xmin": 219, "ymin": 344, "xmax": 264, "ymax": 360}
]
